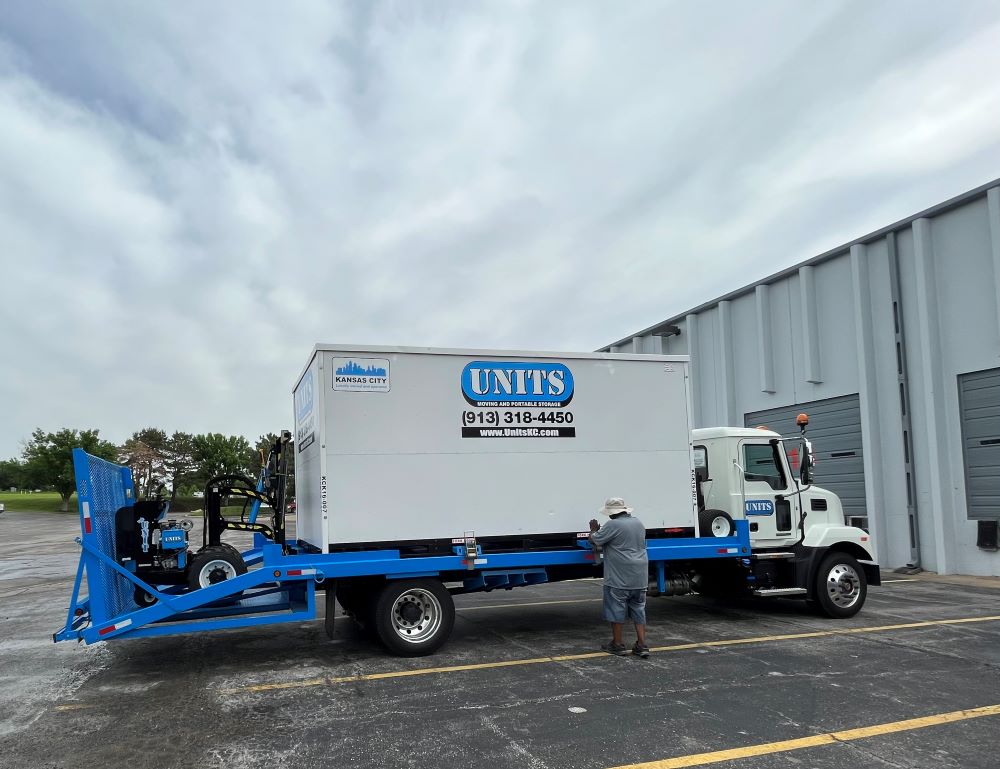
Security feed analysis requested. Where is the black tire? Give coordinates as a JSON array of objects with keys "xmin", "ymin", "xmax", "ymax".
[
  {"xmin": 134, "ymin": 587, "xmax": 158, "ymax": 607},
  {"xmin": 373, "ymin": 579, "xmax": 455, "ymax": 657},
  {"xmin": 813, "ymin": 552, "xmax": 867, "ymax": 618},
  {"xmin": 187, "ymin": 546, "xmax": 248, "ymax": 592},
  {"xmin": 699, "ymin": 509, "xmax": 735, "ymax": 538}
]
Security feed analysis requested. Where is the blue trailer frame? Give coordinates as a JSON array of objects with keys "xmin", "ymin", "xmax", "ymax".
[{"xmin": 54, "ymin": 449, "xmax": 752, "ymax": 645}]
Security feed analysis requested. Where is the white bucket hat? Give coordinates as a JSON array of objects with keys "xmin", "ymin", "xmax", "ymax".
[{"xmin": 599, "ymin": 497, "xmax": 633, "ymax": 516}]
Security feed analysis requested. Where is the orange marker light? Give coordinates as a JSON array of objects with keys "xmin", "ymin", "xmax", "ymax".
[{"xmin": 796, "ymin": 413, "xmax": 810, "ymax": 426}]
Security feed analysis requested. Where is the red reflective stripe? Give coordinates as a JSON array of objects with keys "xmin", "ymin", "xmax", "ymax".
[
  {"xmin": 98, "ymin": 625, "xmax": 116, "ymax": 636},
  {"xmin": 717, "ymin": 548, "xmax": 729, "ymax": 554},
  {"xmin": 84, "ymin": 518, "xmax": 92, "ymax": 534},
  {"xmin": 287, "ymin": 569, "xmax": 302, "ymax": 576}
]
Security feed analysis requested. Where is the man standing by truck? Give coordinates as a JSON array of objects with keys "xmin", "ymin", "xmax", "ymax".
[{"xmin": 589, "ymin": 497, "xmax": 650, "ymax": 658}]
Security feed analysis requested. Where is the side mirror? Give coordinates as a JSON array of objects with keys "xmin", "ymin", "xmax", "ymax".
[{"xmin": 800, "ymin": 437, "xmax": 815, "ymax": 485}]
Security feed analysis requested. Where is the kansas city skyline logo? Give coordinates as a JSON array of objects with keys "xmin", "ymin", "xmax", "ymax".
[
  {"xmin": 461, "ymin": 361, "xmax": 574, "ymax": 407},
  {"xmin": 333, "ymin": 357, "xmax": 390, "ymax": 392}
]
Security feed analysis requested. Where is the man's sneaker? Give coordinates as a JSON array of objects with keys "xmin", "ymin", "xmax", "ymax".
[
  {"xmin": 601, "ymin": 641, "xmax": 629, "ymax": 656},
  {"xmin": 632, "ymin": 643, "xmax": 650, "ymax": 659}
]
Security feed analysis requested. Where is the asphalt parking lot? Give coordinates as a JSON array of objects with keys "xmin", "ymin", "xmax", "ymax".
[{"xmin": 1, "ymin": 510, "xmax": 999, "ymax": 769}]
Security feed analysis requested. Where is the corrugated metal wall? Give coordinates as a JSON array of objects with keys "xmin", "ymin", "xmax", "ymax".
[
  {"xmin": 959, "ymin": 368, "xmax": 1000, "ymax": 520},
  {"xmin": 745, "ymin": 395, "xmax": 866, "ymax": 527},
  {"xmin": 601, "ymin": 179, "xmax": 1000, "ymax": 576}
]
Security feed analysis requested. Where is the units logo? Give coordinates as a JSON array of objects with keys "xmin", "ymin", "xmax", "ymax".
[
  {"xmin": 295, "ymin": 369, "xmax": 316, "ymax": 453},
  {"xmin": 744, "ymin": 499, "xmax": 775, "ymax": 516},
  {"xmin": 295, "ymin": 370, "xmax": 314, "ymax": 422},
  {"xmin": 333, "ymin": 357, "xmax": 390, "ymax": 393},
  {"xmin": 460, "ymin": 361, "xmax": 574, "ymax": 407}
]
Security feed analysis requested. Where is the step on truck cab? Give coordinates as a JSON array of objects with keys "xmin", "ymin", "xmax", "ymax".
[{"xmin": 54, "ymin": 346, "xmax": 878, "ymax": 656}]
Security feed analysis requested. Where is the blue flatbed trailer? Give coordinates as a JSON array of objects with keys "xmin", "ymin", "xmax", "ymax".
[{"xmin": 55, "ymin": 449, "xmax": 752, "ymax": 649}]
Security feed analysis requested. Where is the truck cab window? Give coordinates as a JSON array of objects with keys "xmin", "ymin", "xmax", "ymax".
[
  {"xmin": 693, "ymin": 446, "xmax": 708, "ymax": 480},
  {"xmin": 743, "ymin": 443, "xmax": 786, "ymax": 491}
]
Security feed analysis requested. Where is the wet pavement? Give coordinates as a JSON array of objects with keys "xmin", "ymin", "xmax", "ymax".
[{"xmin": 1, "ymin": 510, "xmax": 999, "ymax": 769}]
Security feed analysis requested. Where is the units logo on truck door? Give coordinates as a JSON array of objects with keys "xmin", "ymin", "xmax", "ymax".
[
  {"xmin": 333, "ymin": 358, "xmax": 391, "ymax": 392},
  {"xmin": 460, "ymin": 361, "xmax": 576, "ymax": 438},
  {"xmin": 745, "ymin": 499, "xmax": 775, "ymax": 516}
]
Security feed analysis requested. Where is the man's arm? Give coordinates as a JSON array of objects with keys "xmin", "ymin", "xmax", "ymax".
[{"xmin": 590, "ymin": 521, "xmax": 615, "ymax": 546}]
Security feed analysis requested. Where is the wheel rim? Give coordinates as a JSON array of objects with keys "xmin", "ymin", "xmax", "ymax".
[
  {"xmin": 390, "ymin": 588, "xmax": 442, "ymax": 644},
  {"xmin": 198, "ymin": 559, "xmax": 237, "ymax": 588},
  {"xmin": 710, "ymin": 516, "xmax": 731, "ymax": 537},
  {"xmin": 826, "ymin": 563, "xmax": 862, "ymax": 608}
]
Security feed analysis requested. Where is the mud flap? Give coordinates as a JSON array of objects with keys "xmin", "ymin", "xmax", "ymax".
[
  {"xmin": 857, "ymin": 559, "xmax": 882, "ymax": 586},
  {"xmin": 324, "ymin": 581, "xmax": 337, "ymax": 639}
]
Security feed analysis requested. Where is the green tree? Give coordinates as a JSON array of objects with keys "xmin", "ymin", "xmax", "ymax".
[
  {"xmin": 192, "ymin": 433, "xmax": 252, "ymax": 481},
  {"xmin": 120, "ymin": 427, "xmax": 169, "ymax": 498},
  {"xmin": 0, "ymin": 458, "xmax": 27, "ymax": 490},
  {"xmin": 22, "ymin": 428, "xmax": 118, "ymax": 511},
  {"xmin": 163, "ymin": 431, "xmax": 196, "ymax": 502}
]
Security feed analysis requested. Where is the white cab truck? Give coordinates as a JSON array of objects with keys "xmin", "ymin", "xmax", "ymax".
[
  {"xmin": 690, "ymin": 425, "xmax": 878, "ymax": 617},
  {"xmin": 54, "ymin": 344, "xmax": 878, "ymax": 655}
]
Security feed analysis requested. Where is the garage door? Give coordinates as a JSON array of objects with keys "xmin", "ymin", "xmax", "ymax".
[
  {"xmin": 745, "ymin": 394, "xmax": 867, "ymax": 528},
  {"xmin": 959, "ymin": 368, "xmax": 1000, "ymax": 520}
]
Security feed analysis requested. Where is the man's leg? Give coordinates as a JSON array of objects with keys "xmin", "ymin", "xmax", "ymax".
[
  {"xmin": 629, "ymin": 590, "xmax": 650, "ymax": 657},
  {"xmin": 601, "ymin": 587, "xmax": 629, "ymax": 654}
]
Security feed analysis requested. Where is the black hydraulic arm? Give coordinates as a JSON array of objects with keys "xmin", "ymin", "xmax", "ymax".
[{"xmin": 201, "ymin": 431, "xmax": 292, "ymax": 550}]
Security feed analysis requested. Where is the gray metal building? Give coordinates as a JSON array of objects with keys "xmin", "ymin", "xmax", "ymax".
[{"xmin": 600, "ymin": 179, "xmax": 1000, "ymax": 576}]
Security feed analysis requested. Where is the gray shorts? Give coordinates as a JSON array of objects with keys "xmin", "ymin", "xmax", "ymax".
[{"xmin": 603, "ymin": 586, "xmax": 647, "ymax": 624}]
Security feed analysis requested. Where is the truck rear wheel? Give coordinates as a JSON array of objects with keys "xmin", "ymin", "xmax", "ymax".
[
  {"xmin": 374, "ymin": 578, "xmax": 455, "ymax": 657},
  {"xmin": 699, "ymin": 509, "xmax": 735, "ymax": 538},
  {"xmin": 813, "ymin": 552, "xmax": 866, "ymax": 618}
]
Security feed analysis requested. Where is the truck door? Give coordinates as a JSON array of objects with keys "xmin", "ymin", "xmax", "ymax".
[{"xmin": 738, "ymin": 440, "xmax": 800, "ymax": 549}]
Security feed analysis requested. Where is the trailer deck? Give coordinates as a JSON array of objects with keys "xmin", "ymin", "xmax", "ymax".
[{"xmin": 54, "ymin": 449, "xmax": 751, "ymax": 645}]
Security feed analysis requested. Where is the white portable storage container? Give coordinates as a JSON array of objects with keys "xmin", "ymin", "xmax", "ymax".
[{"xmin": 292, "ymin": 345, "xmax": 696, "ymax": 551}]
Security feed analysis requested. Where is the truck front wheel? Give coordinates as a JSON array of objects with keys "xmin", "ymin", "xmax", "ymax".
[
  {"xmin": 374, "ymin": 578, "xmax": 455, "ymax": 657},
  {"xmin": 813, "ymin": 552, "xmax": 867, "ymax": 618}
]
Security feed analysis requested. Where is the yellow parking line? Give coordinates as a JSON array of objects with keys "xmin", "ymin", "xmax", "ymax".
[
  {"xmin": 222, "ymin": 614, "xmax": 1000, "ymax": 694},
  {"xmin": 458, "ymin": 598, "xmax": 601, "ymax": 612},
  {"xmin": 610, "ymin": 704, "xmax": 1000, "ymax": 768}
]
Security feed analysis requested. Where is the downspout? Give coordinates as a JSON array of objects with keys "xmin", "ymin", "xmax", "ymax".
[{"xmin": 887, "ymin": 231, "xmax": 922, "ymax": 573}]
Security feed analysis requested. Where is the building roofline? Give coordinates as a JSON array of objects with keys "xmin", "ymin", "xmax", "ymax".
[{"xmin": 598, "ymin": 176, "xmax": 1000, "ymax": 351}]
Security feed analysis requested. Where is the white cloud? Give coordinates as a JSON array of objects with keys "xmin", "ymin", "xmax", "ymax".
[{"xmin": 1, "ymin": 1, "xmax": 1000, "ymax": 455}]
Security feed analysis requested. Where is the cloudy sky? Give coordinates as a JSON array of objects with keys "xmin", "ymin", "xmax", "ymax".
[{"xmin": 2, "ymin": 1, "xmax": 1000, "ymax": 457}]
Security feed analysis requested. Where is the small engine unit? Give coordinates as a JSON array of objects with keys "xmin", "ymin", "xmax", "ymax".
[{"xmin": 115, "ymin": 500, "xmax": 193, "ymax": 585}]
